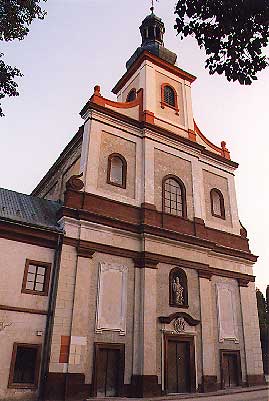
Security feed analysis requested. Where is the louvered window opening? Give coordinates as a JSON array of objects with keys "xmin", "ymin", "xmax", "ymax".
[{"xmin": 164, "ymin": 86, "xmax": 175, "ymax": 107}]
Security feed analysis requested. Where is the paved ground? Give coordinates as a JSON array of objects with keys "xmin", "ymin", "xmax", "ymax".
[
  {"xmin": 165, "ymin": 388, "xmax": 269, "ymax": 401},
  {"xmin": 86, "ymin": 386, "xmax": 269, "ymax": 401}
]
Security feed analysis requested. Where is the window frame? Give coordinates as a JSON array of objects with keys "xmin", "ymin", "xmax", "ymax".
[
  {"xmin": 161, "ymin": 83, "xmax": 179, "ymax": 113},
  {"xmin": 8, "ymin": 343, "xmax": 42, "ymax": 389},
  {"xmin": 21, "ymin": 259, "xmax": 51, "ymax": 296},
  {"xmin": 126, "ymin": 88, "xmax": 137, "ymax": 102},
  {"xmin": 107, "ymin": 153, "xmax": 127, "ymax": 189},
  {"xmin": 210, "ymin": 188, "xmax": 225, "ymax": 219},
  {"xmin": 162, "ymin": 175, "xmax": 187, "ymax": 218}
]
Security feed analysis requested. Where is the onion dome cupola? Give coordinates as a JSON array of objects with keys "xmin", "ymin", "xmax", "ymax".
[
  {"xmin": 140, "ymin": 11, "xmax": 165, "ymax": 47},
  {"xmin": 126, "ymin": 10, "xmax": 177, "ymax": 70}
]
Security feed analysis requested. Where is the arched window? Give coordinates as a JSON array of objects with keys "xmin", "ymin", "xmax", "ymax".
[
  {"xmin": 161, "ymin": 84, "xmax": 179, "ymax": 113},
  {"xmin": 107, "ymin": 154, "xmax": 127, "ymax": 188},
  {"xmin": 169, "ymin": 267, "xmax": 188, "ymax": 308},
  {"xmin": 163, "ymin": 175, "xmax": 187, "ymax": 217},
  {"xmin": 164, "ymin": 85, "xmax": 175, "ymax": 106},
  {"xmin": 126, "ymin": 89, "xmax": 136, "ymax": 102},
  {"xmin": 210, "ymin": 188, "xmax": 225, "ymax": 219}
]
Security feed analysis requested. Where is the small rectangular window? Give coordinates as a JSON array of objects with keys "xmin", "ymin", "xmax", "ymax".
[
  {"xmin": 8, "ymin": 343, "xmax": 41, "ymax": 389},
  {"xmin": 22, "ymin": 259, "xmax": 51, "ymax": 296}
]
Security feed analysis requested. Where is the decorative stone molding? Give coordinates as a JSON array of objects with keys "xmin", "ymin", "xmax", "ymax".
[
  {"xmin": 66, "ymin": 173, "xmax": 84, "ymax": 191},
  {"xmin": 133, "ymin": 253, "xmax": 158, "ymax": 269},
  {"xmin": 173, "ymin": 317, "xmax": 185, "ymax": 333},
  {"xmin": 95, "ymin": 262, "xmax": 128, "ymax": 335},
  {"xmin": 216, "ymin": 283, "xmax": 239, "ymax": 343},
  {"xmin": 159, "ymin": 311, "xmax": 200, "ymax": 326}
]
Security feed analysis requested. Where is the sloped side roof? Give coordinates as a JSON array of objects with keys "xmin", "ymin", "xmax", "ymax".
[{"xmin": 0, "ymin": 187, "xmax": 62, "ymax": 231}]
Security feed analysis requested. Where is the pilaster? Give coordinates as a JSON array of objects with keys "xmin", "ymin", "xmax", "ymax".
[
  {"xmin": 199, "ymin": 273, "xmax": 218, "ymax": 392},
  {"xmin": 80, "ymin": 119, "xmax": 102, "ymax": 193},
  {"xmin": 239, "ymin": 282, "xmax": 265, "ymax": 386},
  {"xmin": 143, "ymin": 138, "xmax": 155, "ymax": 205},
  {"xmin": 131, "ymin": 256, "xmax": 161, "ymax": 397},
  {"xmin": 191, "ymin": 157, "xmax": 206, "ymax": 220}
]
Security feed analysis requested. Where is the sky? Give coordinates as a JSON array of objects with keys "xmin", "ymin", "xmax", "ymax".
[{"xmin": 0, "ymin": 0, "xmax": 268, "ymax": 294}]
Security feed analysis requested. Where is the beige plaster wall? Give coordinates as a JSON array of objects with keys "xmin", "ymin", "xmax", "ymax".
[
  {"xmin": 49, "ymin": 244, "xmax": 77, "ymax": 373},
  {"xmin": 81, "ymin": 253, "xmax": 135, "ymax": 384},
  {"xmin": 154, "ymin": 71, "xmax": 185, "ymax": 129},
  {"xmin": 97, "ymin": 131, "xmax": 136, "ymax": 199},
  {"xmin": 0, "ymin": 238, "xmax": 54, "ymax": 400},
  {"xmin": 240, "ymin": 282, "xmax": 264, "ymax": 377},
  {"xmin": 203, "ymin": 169, "xmax": 232, "ymax": 229},
  {"xmin": 211, "ymin": 276, "xmax": 247, "ymax": 384},
  {"xmin": 49, "ymin": 248, "xmax": 136, "ymax": 385},
  {"xmin": 0, "ymin": 238, "xmax": 54, "ymax": 310},
  {"xmin": 35, "ymin": 141, "xmax": 82, "ymax": 201},
  {"xmin": 154, "ymin": 149, "xmax": 194, "ymax": 219},
  {"xmin": 0, "ymin": 311, "xmax": 45, "ymax": 401}
]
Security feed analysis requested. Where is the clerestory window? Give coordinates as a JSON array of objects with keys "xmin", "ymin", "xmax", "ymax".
[{"xmin": 163, "ymin": 175, "xmax": 187, "ymax": 217}]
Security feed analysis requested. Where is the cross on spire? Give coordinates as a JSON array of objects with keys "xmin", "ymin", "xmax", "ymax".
[{"xmin": 150, "ymin": 0, "xmax": 158, "ymax": 13}]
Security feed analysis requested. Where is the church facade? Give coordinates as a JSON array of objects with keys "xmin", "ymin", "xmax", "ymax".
[{"xmin": 0, "ymin": 11, "xmax": 265, "ymax": 401}]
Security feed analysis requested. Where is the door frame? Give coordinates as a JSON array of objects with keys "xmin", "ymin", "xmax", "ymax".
[
  {"xmin": 164, "ymin": 334, "xmax": 196, "ymax": 394},
  {"xmin": 92, "ymin": 342, "xmax": 125, "ymax": 397},
  {"xmin": 220, "ymin": 349, "xmax": 242, "ymax": 389}
]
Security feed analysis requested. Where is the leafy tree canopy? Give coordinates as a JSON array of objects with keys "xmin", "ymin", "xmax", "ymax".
[
  {"xmin": 174, "ymin": 0, "xmax": 269, "ymax": 84},
  {"xmin": 0, "ymin": 0, "xmax": 46, "ymax": 116}
]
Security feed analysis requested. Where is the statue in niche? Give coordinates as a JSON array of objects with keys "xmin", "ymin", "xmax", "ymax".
[{"xmin": 172, "ymin": 276, "xmax": 184, "ymax": 305}]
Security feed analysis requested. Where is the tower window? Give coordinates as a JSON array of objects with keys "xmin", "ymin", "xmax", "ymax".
[
  {"xmin": 164, "ymin": 85, "xmax": 175, "ymax": 106},
  {"xmin": 210, "ymin": 188, "xmax": 225, "ymax": 219},
  {"xmin": 126, "ymin": 89, "xmax": 136, "ymax": 102},
  {"xmin": 107, "ymin": 153, "xmax": 127, "ymax": 189},
  {"xmin": 8, "ymin": 343, "xmax": 41, "ymax": 389},
  {"xmin": 163, "ymin": 175, "xmax": 187, "ymax": 217},
  {"xmin": 161, "ymin": 84, "xmax": 179, "ymax": 112}
]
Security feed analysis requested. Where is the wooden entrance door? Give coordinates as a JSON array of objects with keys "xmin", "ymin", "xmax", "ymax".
[
  {"xmin": 165, "ymin": 335, "xmax": 195, "ymax": 394},
  {"xmin": 220, "ymin": 350, "xmax": 241, "ymax": 389},
  {"xmin": 93, "ymin": 343, "xmax": 124, "ymax": 397}
]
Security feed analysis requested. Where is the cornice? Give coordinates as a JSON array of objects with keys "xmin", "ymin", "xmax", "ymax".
[
  {"xmin": 60, "ymin": 190, "xmax": 257, "ymax": 263},
  {"xmin": 62, "ymin": 237, "xmax": 255, "ymax": 285},
  {"xmin": 83, "ymin": 102, "xmax": 238, "ymax": 169},
  {"xmin": 0, "ymin": 219, "xmax": 62, "ymax": 249}
]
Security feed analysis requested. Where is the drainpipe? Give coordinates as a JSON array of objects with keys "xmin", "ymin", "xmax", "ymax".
[{"xmin": 38, "ymin": 233, "xmax": 63, "ymax": 401}]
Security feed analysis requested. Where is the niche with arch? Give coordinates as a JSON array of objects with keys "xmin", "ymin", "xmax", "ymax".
[
  {"xmin": 126, "ymin": 88, "xmax": 137, "ymax": 102},
  {"xmin": 210, "ymin": 188, "xmax": 225, "ymax": 219},
  {"xmin": 107, "ymin": 153, "xmax": 127, "ymax": 189},
  {"xmin": 169, "ymin": 267, "xmax": 188, "ymax": 308}
]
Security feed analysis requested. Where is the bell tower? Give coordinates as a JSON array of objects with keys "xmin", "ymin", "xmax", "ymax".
[{"xmin": 113, "ymin": 10, "xmax": 196, "ymax": 137}]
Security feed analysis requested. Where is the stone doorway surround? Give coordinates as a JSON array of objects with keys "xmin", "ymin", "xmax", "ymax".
[{"xmin": 164, "ymin": 334, "xmax": 196, "ymax": 394}]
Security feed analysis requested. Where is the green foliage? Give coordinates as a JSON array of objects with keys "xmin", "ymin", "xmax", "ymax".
[
  {"xmin": 0, "ymin": 53, "xmax": 22, "ymax": 117},
  {"xmin": 174, "ymin": 0, "xmax": 269, "ymax": 84},
  {"xmin": 0, "ymin": 0, "xmax": 46, "ymax": 116},
  {"xmin": 256, "ymin": 288, "xmax": 269, "ymax": 374}
]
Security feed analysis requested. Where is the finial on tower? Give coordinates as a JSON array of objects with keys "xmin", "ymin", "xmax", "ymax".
[{"xmin": 150, "ymin": 0, "xmax": 157, "ymax": 14}]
